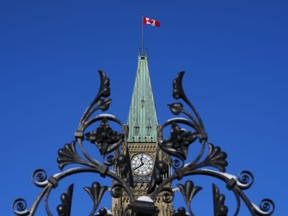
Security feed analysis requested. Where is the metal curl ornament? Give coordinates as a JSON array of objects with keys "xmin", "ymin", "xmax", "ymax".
[
  {"xmin": 12, "ymin": 198, "xmax": 30, "ymax": 215},
  {"xmin": 237, "ymin": 170, "xmax": 254, "ymax": 189},
  {"xmin": 32, "ymin": 168, "xmax": 48, "ymax": 187},
  {"xmin": 110, "ymin": 184, "xmax": 123, "ymax": 198},
  {"xmin": 172, "ymin": 158, "xmax": 184, "ymax": 169},
  {"xmin": 259, "ymin": 198, "xmax": 275, "ymax": 215},
  {"xmin": 161, "ymin": 188, "xmax": 174, "ymax": 203},
  {"xmin": 104, "ymin": 154, "xmax": 115, "ymax": 166}
]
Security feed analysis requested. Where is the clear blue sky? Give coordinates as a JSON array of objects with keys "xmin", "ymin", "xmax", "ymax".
[{"xmin": 1, "ymin": 0, "xmax": 287, "ymax": 215}]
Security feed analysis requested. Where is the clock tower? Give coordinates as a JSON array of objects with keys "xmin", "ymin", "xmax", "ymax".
[{"xmin": 111, "ymin": 51, "xmax": 173, "ymax": 215}]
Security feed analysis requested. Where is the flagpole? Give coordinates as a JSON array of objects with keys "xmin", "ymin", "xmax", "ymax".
[{"xmin": 142, "ymin": 14, "xmax": 144, "ymax": 56}]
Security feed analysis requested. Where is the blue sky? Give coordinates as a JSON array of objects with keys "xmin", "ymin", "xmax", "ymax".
[{"xmin": 1, "ymin": 0, "xmax": 287, "ymax": 215}]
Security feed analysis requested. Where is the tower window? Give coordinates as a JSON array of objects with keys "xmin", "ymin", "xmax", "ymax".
[
  {"xmin": 134, "ymin": 126, "xmax": 140, "ymax": 135},
  {"xmin": 146, "ymin": 126, "xmax": 152, "ymax": 136},
  {"xmin": 141, "ymin": 99, "xmax": 145, "ymax": 108}
]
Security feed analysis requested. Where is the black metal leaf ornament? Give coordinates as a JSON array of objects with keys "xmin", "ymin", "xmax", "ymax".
[
  {"xmin": 78, "ymin": 71, "xmax": 111, "ymax": 130},
  {"xmin": 57, "ymin": 141, "xmax": 87, "ymax": 170},
  {"xmin": 171, "ymin": 72, "xmax": 207, "ymax": 142},
  {"xmin": 99, "ymin": 73, "xmax": 110, "ymax": 98},
  {"xmin": 57, "ymin": 184, "xmax": 74, "ymax": 216},
  {"xmin": 177, "ymin": 180, "xmax": 202, "ymax": 216},
  {"xmin": 84, "ymin": 182, "xmax": 108, "ymax": 216},
  {"xmin": 160, "ymin": 123, "xmax": 197, "ymax": 160},
  {"xmin": 213, "ymin": 184, "xmax": 228, "ymax": 216},
  {"xmin": 199, "ymin": 143, "xmax": 228, "ymax": 172},
  {"xmin": 173, "ymin": 73, "xmax": 185, "ymax": 100}
]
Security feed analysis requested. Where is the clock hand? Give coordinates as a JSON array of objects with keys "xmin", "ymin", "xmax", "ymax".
[{"xmin": 133, "ymin": 162, "xmax": 144, "ymax": 171}]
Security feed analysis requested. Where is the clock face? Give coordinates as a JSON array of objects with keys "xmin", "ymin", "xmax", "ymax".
[{"xmin": 131, "ymin": 153, "xmax": 154, "ymax": 176}]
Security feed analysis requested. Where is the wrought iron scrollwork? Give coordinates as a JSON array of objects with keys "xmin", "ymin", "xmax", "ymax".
[
  {"xmin": 150, "ymin": 72, "xmax": 275, "ymax": 215},
  {"xmin": 12, "ymin": 71, "xmax": 275, "ymax": 215},
  {"xmin": 12, "ymin": 71, "xmax": 135, "ymax": 215}
]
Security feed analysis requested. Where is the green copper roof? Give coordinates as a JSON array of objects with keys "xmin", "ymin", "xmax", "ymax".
[{"xmin": 127, "ymin": 53, "xmax": 158, "ymax": 142}]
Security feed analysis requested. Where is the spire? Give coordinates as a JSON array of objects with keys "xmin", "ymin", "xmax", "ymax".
[{"xmin": 127, "ymin": 51, "xmax": 158, "ymax": 142}]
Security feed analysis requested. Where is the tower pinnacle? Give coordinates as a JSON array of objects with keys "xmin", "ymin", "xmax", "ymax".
[{"xmin": 127, "ymin": 52, "xmax": 158, "ymax": 142}]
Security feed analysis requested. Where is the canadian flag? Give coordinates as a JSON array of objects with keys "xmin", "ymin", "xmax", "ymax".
[{"xmin": 143, "ymin": 16, "xmax": 160, "ymax": 27}]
